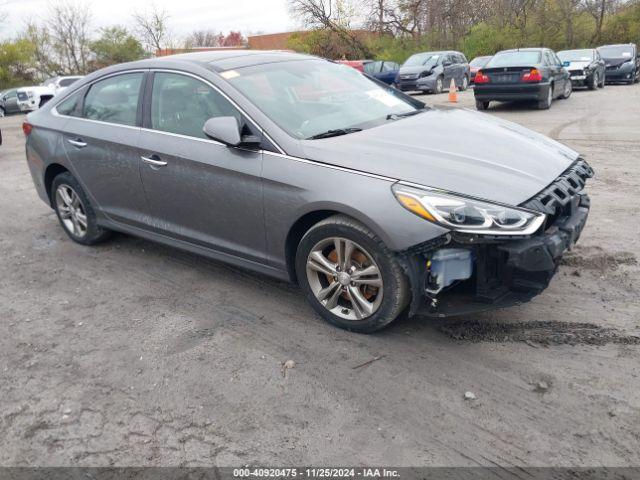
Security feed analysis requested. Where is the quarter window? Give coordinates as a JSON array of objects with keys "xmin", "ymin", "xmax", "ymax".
[
  {"xmin": 150, "ymin": 72, "xmax": 241, "ymax": 139},
  {"xmin": 56, "ymin": 90, "xmax": 83, "ymax": 117},
  {"xmin": 83, "ymin": 72, "xmax": 143, "ymax": 126}
]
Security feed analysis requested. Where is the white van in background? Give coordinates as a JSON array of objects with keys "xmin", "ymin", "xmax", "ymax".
[
  {"xmin": 16, "ymin": 86, "xmax": 55, "ymax": 112},
  {"xmin": 42, "ymin": 76, "xmax": 84, "ymax": 95}
]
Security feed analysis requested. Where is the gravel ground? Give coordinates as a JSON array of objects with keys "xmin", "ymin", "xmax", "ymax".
[{"xmin": 1, "ymin": 83, "xmax": 639, "ymax": 467}]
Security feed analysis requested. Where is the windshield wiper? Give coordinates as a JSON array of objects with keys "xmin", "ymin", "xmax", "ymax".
[
  {"xmin": 386, "ymin": 110, "xmax": 424, "ymax": 121},
  {"xmin": 307, "ymin": 128, "xmax": 363, "ymax": 140}
]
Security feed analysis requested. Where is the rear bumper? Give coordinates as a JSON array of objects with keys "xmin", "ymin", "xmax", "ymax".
[
  {"xmin": 402, "ymin": 159, "xmax": 594, "ymax": 318},
  {"xmin": 474, "ymin": 83, "xmax": 549, "ymax": 101}
]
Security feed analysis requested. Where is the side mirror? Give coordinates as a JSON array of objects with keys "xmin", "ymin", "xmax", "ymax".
[
  {"xmin": 203, "ymin": 116, "xmax": 242, "ymax": 146},
  {"xmin": 443, "ymin": 61, "xmax": 452, "ymax": 67}
]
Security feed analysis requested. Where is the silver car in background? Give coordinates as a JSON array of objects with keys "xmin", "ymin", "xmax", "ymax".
[
  {"xmin": 24, "ymin": 51, "xmax": 593, "ymax": 332},
  {"xmin": 396, "ymin": 51, "xmax": 471, "ymax": 94}
]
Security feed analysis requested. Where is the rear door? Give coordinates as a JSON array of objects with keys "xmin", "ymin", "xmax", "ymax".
[
  {"xmin": 60, "ymin": 71, "xmax": 149, "ymax": 227},
  {"xmin": 137, "ymin": 71, "xmax": 266, "ymax": 263},
  {"xmin": 2, "ymin": 90, "xmax": 18, "ymax": 113},
  {"xmin": 442, "ymin": 55, "xmax": 456, "ymax": 86}
]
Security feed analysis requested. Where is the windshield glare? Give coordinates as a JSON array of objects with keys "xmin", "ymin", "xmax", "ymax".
[
  {"xmin": 598, "ymin": 46, "xmax": 634, "ymax": 58},
  {"xmin": 404, "ymin": 53, "xmax": 439, "ymax": 68},
  {"xmin": 558, "ymin": 50, "xmax": 593, "ymax": 62},
  {"xmin": 226, "ymin": 60, "xmax": 418, "ymax": 139},
  {"xmin": 486, "ymin": 51, "xmax": 542, "ymax": 67}
]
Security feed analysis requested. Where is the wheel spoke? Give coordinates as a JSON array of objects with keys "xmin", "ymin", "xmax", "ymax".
[
  {"xmin": 352, "ymin": 277, "xmax": 382, "ymax": 288},
  {"xmin": 307, "ymin": 251, "xmax": 337, "ymax": 276},
  {"xmin": 333, "ymin": 238, "xmax": 344, "ymax": 269},
  {"xmin": 347, "ymin": 286, "xmax": 373, "ymax": 319},
  {"xmin": 342, "ymin": 240, "xmax": 354, "ymax": 270},
  {"xmin": 317, "ymin": 281, "xmax": 339, "ymax": 301},
  {"xmin": 59, "ymin": 188, "xmax": 73, "ymax": 207},
  {"xmin": 75, "ymin": 212, "xmax": 88, "ymax": 228},
  {"xmin": 324, "ymin": 284, "xmax": 343, "ymax": 310},
  {"xmin": 71, "ymin": 215, "xmax": 81, "ymax": 235},
  {"xmin": 58, "ymin": 206, "xmax": 72, "ymax": 219},
  {"xmin": 351, "ymin": 264, "xmax": 380, "ymax": 279}
]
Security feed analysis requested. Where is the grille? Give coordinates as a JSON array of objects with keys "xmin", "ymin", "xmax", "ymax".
[
  {"xmin": 569, "ymin": 69, "xmax": 584, "ymax": 76},
  {"xmin": 521, "ymin": 158, "xmax": 594, "ymax": 219}
]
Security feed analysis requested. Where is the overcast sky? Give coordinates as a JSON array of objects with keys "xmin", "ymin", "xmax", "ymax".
[{"xmin": 0, "ymin": 0, "xmax": 297, "ymax": 40}]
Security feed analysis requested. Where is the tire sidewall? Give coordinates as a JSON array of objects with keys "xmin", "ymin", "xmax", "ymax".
[
  {"xmin": 295, "ymin": 219, "xmax": 408, "ymax": 333},
  {"xmin": 52, "ymin": 172, "xmax": 108, "ymax": 245}
]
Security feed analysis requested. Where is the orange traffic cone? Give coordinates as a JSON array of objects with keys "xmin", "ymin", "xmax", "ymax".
[{"xmin": 448, "ymin": 78, "xmax": 458, "ymax": 103}]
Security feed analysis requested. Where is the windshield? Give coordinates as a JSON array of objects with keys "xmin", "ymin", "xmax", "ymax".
[
  {"xmin": 558, "ymin": 50, "xmax": 594, "ymax": 62},
  {"xmin": 486, "ymin": 51, "xmax": 541, "ymax": 67},
  {"xmin": 470, "ymin": 56, "xmax": 491, "ymax": 67},
  {"xmin": 403, "ymin": 53, "xmax": 440, "ymax": 68},
  {"xmin": 597, "ymin": 45, "xmax": 634, "ymax": 58},
  {"xmin": 225, "ymin": 59, "xmax": 419, "ymax": 139}
]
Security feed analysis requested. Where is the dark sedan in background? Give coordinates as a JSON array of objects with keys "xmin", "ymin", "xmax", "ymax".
[
  {"xmin": 598, "ymin": 43, "xmax": 640, "ymax": 84},
  {"xmin": 337, "ymin": 60, "xmax": 400, "ymax": 85},
  {"xmin": 557, "ymin": 48, "xmax": 605, "ymax": 89},
  {"xmin": 473, "ymin": 48, "xmax": 572, "ymax": 110}
]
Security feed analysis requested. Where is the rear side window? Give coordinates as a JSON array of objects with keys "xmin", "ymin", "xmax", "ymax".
[
  {"xmin": 17, "ymin": 92, "xmax": 28, "ymax": 101},
  {"xmin": 150, "ymin": 72, "xmax": 241, "ymax": 139},
  {"xmin": 83, "ymin": 72, "xmax": 143, "ymax": 126},
  {"xmin": 56, "ymin": 90, "xmax": 83, "ymax": 116},
  {"xmin": 3, "ymin": 90, "xmax": 17, "ymax": 99}
]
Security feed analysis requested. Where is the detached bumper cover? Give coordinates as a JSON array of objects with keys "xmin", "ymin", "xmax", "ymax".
[{"xmin": 404, "ymin": 158, "xmax": 594, "ymax": 317}]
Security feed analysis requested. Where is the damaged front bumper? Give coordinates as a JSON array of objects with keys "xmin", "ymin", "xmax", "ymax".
[{"xmin": 400, "ymin": 158, "xmax": 594, "ymax": 318}]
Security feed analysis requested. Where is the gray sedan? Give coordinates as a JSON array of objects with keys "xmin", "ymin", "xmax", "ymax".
[{"xmin": 24, "ymin": 51, "xmax": 593, "ymax": 332}]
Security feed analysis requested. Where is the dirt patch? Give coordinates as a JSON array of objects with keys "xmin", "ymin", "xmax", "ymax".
[
  {"xmin": 562, "ymin": 246, "xmax": 637, "ymax": 270},
  {"xmin": 437, "ymin": 319, "xmax": 640, "ymax": 346}
]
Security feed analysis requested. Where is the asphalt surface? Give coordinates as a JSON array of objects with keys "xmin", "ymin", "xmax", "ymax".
[{"xmin": 1, "ymin": 83, "xmax": 640, "ymax": 467}]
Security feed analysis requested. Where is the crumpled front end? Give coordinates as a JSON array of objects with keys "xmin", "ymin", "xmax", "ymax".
[{"xmin": 400, "ymin": 159, "xmax": 595, "ymax": 317}]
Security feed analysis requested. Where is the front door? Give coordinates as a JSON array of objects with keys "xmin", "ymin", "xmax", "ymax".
[
  {"xmin": 3, "ymin": 90, "xmax": 19, "ymax": 113},
  {"xmin": 61, "ymin": 71, "xmax": 149, "ymax": 227},
  {"xmin": 138, "ymin": 71, "xmax": 266, "ymax": 263}
]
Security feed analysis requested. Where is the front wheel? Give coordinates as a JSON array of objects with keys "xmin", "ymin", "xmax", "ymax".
[
  {"xmin": 295, "ymin": 215, "xmax": 410, "ymax": 333},
  {"xmin": 434, "ymin": 76, "xmax": 444, "ymax": 94},
  {"xmin": 460, "ymin": 75, "xmax": 469, "ymax": 91},
  {"xmin": 0, "ymin": 107, "xmax": 5, "ymax": 117},
  {"xmin": 52, "ymin": 172, "xmax": 111, "ymax": 245},
  {"xmin": 588, "ymin": 73, "xmax": 597, "ymax": 90}
]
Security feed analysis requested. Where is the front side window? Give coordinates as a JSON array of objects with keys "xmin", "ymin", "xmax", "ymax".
[
  {"xmin": 558, "ymin": 49, "xmax": 594, "ymax": 62},
  {"xmin": 225, "ymin": 59, "xmax": 419, "ymax": 139},
  {"xmin": 150, "ymin": 72, "xmax": 241, "ymax": 139},
  {"xmin": 404, "ymin": 53, "xmax": 440, "ymax": 68},
  {"xmin": 83, "ymin": 72, "xmax": 143, "ymax": 126},
  {"xmin": 4, "ymin": 90, "xmax": 17, "ymax": 99}
]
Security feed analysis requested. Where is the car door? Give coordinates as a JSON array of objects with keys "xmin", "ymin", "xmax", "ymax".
[
  {"xmin": 552, "ymin": 51, "xmax": 570, "ymax": 93},
  {"xmin": 60, "ymin": 71, "xmax": 149, "ymax": 227},
  {"xmin": 3, "ymin": 90, "xmax": 19, "ymax": 113},
  {"xmin": 442, "ymin": 55, "xmax": 455, "ymax": 86},
  {"xmin": 545, "ymin": 51, "xmax": 561, "ymax": 97},
  {"xmin": 137, "ymin": 70, "xmax": 266, "ymax": 263}
]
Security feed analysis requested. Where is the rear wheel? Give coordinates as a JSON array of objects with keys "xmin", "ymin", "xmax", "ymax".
[
  {"xmin": 598, "ymin": 72, "xmax": 605, "ymax": 88},
  {"xmin": 475, "ymin": 100, "xmax": 489, "ymax": 110},
  {"xmin": 295, "ymin": 215, "xmax": 409, "ymax": 333},
  {"xmin": 52, "ymin": 172, "xmax": 111, "ymax": 245},
  {"xmin": 538, "ymin": 85, "xmax": 553, "ymax": 109},
  {"xmin": 0, "ymin": 107, "xmax": 4, "ymax": 117},
  {"xmin": 460, "ymin": 75, "xmax": 469, "ymax": 91},
  {"xmin": 560, "ymin": 79, "xmax": 572, "ymax": 99}
]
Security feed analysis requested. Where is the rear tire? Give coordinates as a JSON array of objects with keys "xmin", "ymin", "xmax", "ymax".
[
  {"xmin": 538, "ymin": 85, "xmax": 553, "ymax": 109},
  {"xmin": 460, "ymin": 75, "xmax": 469, "ymax": 91},
  {"xmin": 0, "ymin": 107, "xmax": 5, "ymax": 117},
  {"xmin": 295, "ymin": 215, "xmax": 410, "ymax": 333},
  {"xmin": 560, "ymin": 80, "xmax": 572, "ymax": 99},
  {"xmin": 475, "ymin": 100, "xmax": 489, "ymax": 110},
  {"xmin": 52, "ymin": 172, "xmax": 111, "ymax": 246}
]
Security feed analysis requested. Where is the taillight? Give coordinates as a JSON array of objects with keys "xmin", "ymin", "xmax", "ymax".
[
  {"xmin": 474, "ymin": 70, "xmax": 490, "ymax": 84},
  {"xmin": 22, "ymin": 122, "xmax": 33, "ymax": 136},
  {"xmin": 521, "ymin": 68, "xmax": 543, "ymax": 82}
]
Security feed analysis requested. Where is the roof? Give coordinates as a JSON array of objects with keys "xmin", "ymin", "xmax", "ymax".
[{"xmin": 152, "ymin": 49, "xmax": 317, "ymax": 71}]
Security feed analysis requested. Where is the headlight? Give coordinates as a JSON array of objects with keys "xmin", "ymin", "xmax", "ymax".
[
  {"xmin": 392, "ymin": 184, "xmax": 546, "ymax": 235},
  {"xmin": 419, "ymin": 70, "xmax": 432, "ymax": 78}
]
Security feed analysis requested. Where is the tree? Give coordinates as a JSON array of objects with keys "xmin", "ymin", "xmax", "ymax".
[
  {"xmin": 132, "ymin": 5, "xmax": 172, "ymax": 53},
  {"xmin": 48, "ymin": 1, "xmax": 93, "ymax": 74},
  {"xmin": 0, "ymin": 38, "xmax": 37, "ymax": 87},
  {"xmin": 90, "ymin": 26, "xmax": 147, "ymax": 68},
  {"xmin": 23, "ymin": 22, "xmax": 59, "ymax": 79}
]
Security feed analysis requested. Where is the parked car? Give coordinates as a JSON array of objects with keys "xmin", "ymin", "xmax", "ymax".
[
  {"xmin": 42, "ymin": 76, "xmax": 84, "ymax": 95},
  {"xmin": 469, "ymin": 55, "xmax": 492, "ymax": 83},
  {"xmin": 0, "ymin": 88, "xmax": 20, "ymax": 116},
  {"xmin": 17, "ymin": 86, "xmax": 55, "ymax": 112},
  {"xmin": 557, "ymin": 49, "xmax": 605, "ymax": 89},
  {"xmin": 474, "ymin": 48, "xmax": 572, "ymax": 110},
  {"xmin": 24, "ymin": 51, "xmax": 593, "ymax": 332},
  {"xmin": 396, "ymin": 51, "xmax": 470, "ymax": 94},
  {"xmin": 337, "ymin": 60, "xmax": 401, "ymax": 85},
  {"xmin": 597, "ymin": 44, "xmax": 640, "ymax": 84}
]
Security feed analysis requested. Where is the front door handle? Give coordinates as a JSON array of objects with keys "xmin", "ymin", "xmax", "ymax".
[
  {"xmin": 141, "ymin": 154, "xmax": 168, "ymax": 167},
  {"xmin": 68, "ymin": 138, "xmax": 87, "ymax": 148}
]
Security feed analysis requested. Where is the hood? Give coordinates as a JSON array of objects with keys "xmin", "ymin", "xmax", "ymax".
[
  {"xmin": 565, "ymin": 60, "xmax": 592, "ymax": 69},
  {"xmin": 603, "ymin": 57, "xmax": 633, "ymax": 67},
  {"xmin": 399, "ymin": 65, "xmax": 433, "ymax": 76},
  {"xmin": 300, "ymin": 107, "xmax": 579, "ymax": 206}
]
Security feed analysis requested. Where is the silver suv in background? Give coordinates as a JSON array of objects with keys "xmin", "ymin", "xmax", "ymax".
[
  {"xmin": 396, "ymin": 51, "xmax": 470, "ymax": 94},
  {"xmin": 42, "ymin": 76, "xmax": 84, "ymax": 95}
]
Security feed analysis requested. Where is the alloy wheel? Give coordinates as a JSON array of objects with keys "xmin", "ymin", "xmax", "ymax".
[
  {"xmin": 55, "ymin": 184, "xmax": 88, "ymax": 238},
  {"xmin": 305, "ymin": 237, "xmax": 383, "ymax": 321}
]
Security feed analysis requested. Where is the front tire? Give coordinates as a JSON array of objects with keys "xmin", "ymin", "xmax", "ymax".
[
  {"xmin": 460, "ymin": 75, "xmax": 469, "ymax": 91},
  {"xmin": 434, "ymin": 76, "xmax": 444, "ymax": 94},
  {"xmin": 560, "ymin": 79, "xmax": 572, "ymax": 99},
  {"xmin": 588, "ymin": 73, "xmax": 597, "ymax": 90},
  {"xmin": 52, "ymin": 172, "xmax": 111, "ymax": 246},
  {"xmin": 295, "ymin": 215, "xmax": 410, "ymax": 333}
]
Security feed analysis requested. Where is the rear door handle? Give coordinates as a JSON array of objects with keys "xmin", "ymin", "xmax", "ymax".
[
  {"xmin": 141, "ymin": 154, "xmax": 168, "ymax": 167},
  {"xmin": 67, "ymin": 138, "xmax": 87, "ymax": 148}
]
